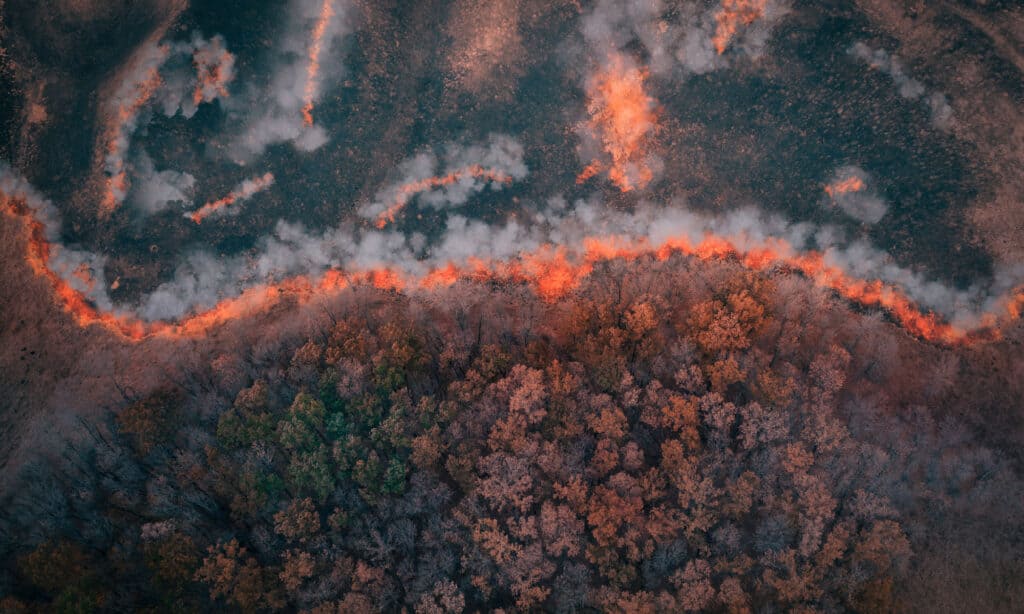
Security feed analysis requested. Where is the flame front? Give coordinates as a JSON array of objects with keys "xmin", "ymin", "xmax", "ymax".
[{"xmin": 6, "ymin": 187, "xmax": 1023, "ymax": 345}]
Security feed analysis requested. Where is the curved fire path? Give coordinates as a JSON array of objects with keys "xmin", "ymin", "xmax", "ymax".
[{"xmin": 4, "ymin": 186, "xmax": 1022, "ymax": 345}]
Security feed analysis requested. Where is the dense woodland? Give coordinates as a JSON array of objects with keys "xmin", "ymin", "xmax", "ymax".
[{"xmin": 1, "ymin": 255, "xmax": 1022, "ymax": 612}]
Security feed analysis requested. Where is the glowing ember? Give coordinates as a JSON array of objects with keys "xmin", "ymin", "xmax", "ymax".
[
  {"xmin": 186, "ymin": 172, "xmax": 275, "ymax": 224},
  {"xmin": 577, "ymin": 52, "xmax": 659, "ymax": 192},
  {"xmin": 712, "ymin": 0, "xmax": 768, "ymax": 55},
  {"xmin": 824, "ymin": 176, "xmax": 866, "ymax": 198},
  {"xmin": 302, "ymin": 0, "xmax": 336, "ymax": 127},
  {"xmin": 373, "ymin": 165, "xmax": 513, "ymax": 229},
  {"xmin": 575, "ymin": 160, "xmax": 603, "ymax": 185}
]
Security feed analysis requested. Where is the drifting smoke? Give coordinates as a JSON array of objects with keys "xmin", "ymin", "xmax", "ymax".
[
  {"xmin": 228, "ymin": 0, "xmax": 354, "ymax": 160},
  {"xmin": 577, "ymin": 52, "xmax": 661, "ymax": 193},
  {"xmin": 370, "ymin": 167, "xmax": 515, "ymax": 229},
  {"xmin": 822, "ymin": 165, "xmax": 888, "ymax": 224},
  {"xmin": 712, "ymin": 0, "xmax": 769, "ymax": 55},
  {"xmin": 579, "ymin": 0, "xmax": 788, "ymax": 78},
  {"xmin": 154, "ymin": 34, "xmax": 237, "ymax": 120},
  {"xmin": 130, "ymin": 152, "xmax": 196, "ymax": 215},
  {"xmin": 10, "ymin": 147, "xmax": 1008, "ymax": 344},
  {"xmin": 98, "ymin": 35, "xmax": 236, "ymax": 218},
  {"xmin": 1, "ymin": 164, "xmax": 61, "ymax": 240},
  {"xmin": 191, "ymin": 36, "xmax": 236, "ymax": 109},
  {"xmin": 358, "ymin": 134, "xmax": 528, "ymax": 227},
  {"xmin": 849, "ymin": 42, "xmax": 954, "ymax": 130},
  {"xmin": 186, "ymin": 172, "xmax": 275, "ymax": 224}
]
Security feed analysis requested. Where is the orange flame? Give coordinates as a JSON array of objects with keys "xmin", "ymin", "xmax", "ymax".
[
  {"xmin": 578, "ymin": 52, "xmax": 659, "ymax": 192},
  {"xmin": 824, "ymin": 176, "xmax": 866, "ymax": 198},
  {"xmin": 575, "ymin": 160, "xmax": 603, "ymax": 185},
  {"xmin": 100, "ymin": 171, "xmax": 131, "ymax": 218},
  {"xmin": 302, "ymin": 0, "xmax": 335, "ymax": 127},
  {"xmin": 5, "ymin": 187, "xmax": 1023, "ymax": 345},
  {"xmin": 712, "ymin": 0, "xmax": 768, "ymax": 55},
  {"xmin": 187, "ymin": 172, "xmax": 275, "ymax": 224},
  {"xmin": 373, "ymin": 165, "xmax": 513, "ymax": 229}
]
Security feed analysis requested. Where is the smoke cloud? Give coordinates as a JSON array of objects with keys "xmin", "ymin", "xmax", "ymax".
[
  {"xmin": 579, "ymin": 0, "xmax": 789, "ymax": 78},
  {"xmin": 1, "ymin": 164, "xmax": 112, "ymax": 310},
  {"xmin": 99, "ymin": 41, "xmax": 171, "ymax": 217},
  {"xmin": 5, "ymin": 151, "xmax": 1022, "ymax": 341},
  {"xmin": 130, "ymin": 152, "xmax": 196, "ymax": 215},
  {"xmin": 134, "ymin": 188, "xmax": 1019, "ymax": 332},
  {"xmin": 822, "ymin": 165, "xmax": 888, "ymax": 225},
  {"xmin": 154, "ymin": 34, "xmax": 236, "ymax": 120}
]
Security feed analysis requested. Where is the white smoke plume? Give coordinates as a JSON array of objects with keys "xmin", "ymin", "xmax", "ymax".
[
  {"xmin": 130, "ymin": 151, "xmax": 196, "ymax": 215},
  {"xmin": 579, "ymin": 0, "xmax": 790, "ymax": 78},
  {"xmin": 101, "ymin": 41, "xmax": 172, "ymax": 212},
  {"xmin": 134, "ymin": 188, "xmax": 1017, "ymax": 329},
  {"xmin": 226, "ymin": 0, "xmax": 355, "ymax": 160},
  {"xmin": 357, "ymin": 134, "xmax": 528, "ymax": 224},
  {"xmin": 822, "ymin": 165, "xmax": 888, "ymax": 225},
  {"xmin": 154, "ymin": 34, "xmax": 237, "ymax": 120},
  {"xmin": 1, "ymin": 163, "xmax": 62, "ymax": 240},
  {"xmin": 849, "ymin": 42, "xmax": 954, "ymax": 130}
]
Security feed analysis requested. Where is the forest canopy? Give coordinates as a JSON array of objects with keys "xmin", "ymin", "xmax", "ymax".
[{"xmin": 1, "ymin": 253, "xmax": 1021, "ymax": 612}]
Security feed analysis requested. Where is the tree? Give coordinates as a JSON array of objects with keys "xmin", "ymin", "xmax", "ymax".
[
  {"xmin": 274, "ymin": 497, "xmax": 320, "ymax": 543},
  {"xmin": 414, "ymin": 580, "xmax": 466, "ymax": 614},
  {"xmin": 116, "ymin": 389, "xmax": 182, "ymax": 456},
  {"xmin": 410, "ymin": 426, "xmax": 444, "ymax": 469},
  {"xmin": 287, "ymin": 447, "xmax": 335, "ymax": 502},
  {"xmin": 279, "ymin": 549, "xmax": 315, "ymax": 592},
  {"xmin": 18, "ymin": 540, "xmax": 103, "ymax": 609},
  {"xmin": 278, "ymin": 392, "xmax": 327, "ymax": 452},
  {"xmin": 194, "ymin": 539, "xmax": 284, "ymax": 610},
  {"xmin": 143, "ymin": 531, "xmax": 199, "ymax": 595},
  {"xmin": 540, "ymin": 501, "xmax": 584, "ymax": 557}
]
